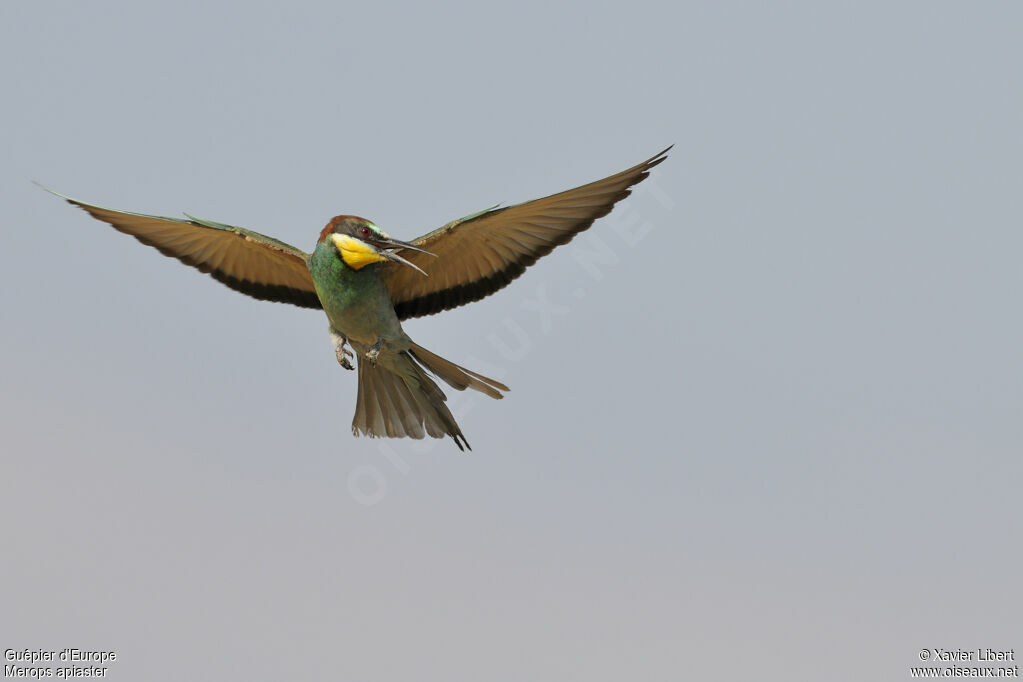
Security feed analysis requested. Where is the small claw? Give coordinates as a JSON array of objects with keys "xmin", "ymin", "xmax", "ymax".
[
  {"xmin": 365, "ymin": 337, "xmax": 384, "ymax": 366},
  {"xmin": 331, "ymin": 331, "xmax": 355, "ymax": 370}
]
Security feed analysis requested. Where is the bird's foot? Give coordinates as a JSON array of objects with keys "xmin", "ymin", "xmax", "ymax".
[
  {"xmin": 332, "ymin": 332, "xmax": 355, "ymax": 370},
  {"xmin": 337, "ymin": 347, "xmax": 355, "ymax": 370},
  {"xmin": 365, "ymin": 337, "xmax": 384, "ymax": 366}
]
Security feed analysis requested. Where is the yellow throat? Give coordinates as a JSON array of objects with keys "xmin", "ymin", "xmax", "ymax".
[{"xmin": 330, "ymin": 233, "xmax": 389, "ymax": 270}]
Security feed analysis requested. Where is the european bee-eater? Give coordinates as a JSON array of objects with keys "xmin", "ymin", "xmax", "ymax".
[{"xmin": 43, "ymin": 147, "xmax": 670, "ymax": 449}]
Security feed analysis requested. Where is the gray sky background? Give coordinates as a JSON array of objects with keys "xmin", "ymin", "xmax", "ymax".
[{"xmin": 2, "ymin": 2, "xmax": 1021, "ymax": 680}]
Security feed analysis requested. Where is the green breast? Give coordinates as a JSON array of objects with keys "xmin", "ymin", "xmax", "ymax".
[{"xmin": 308, "ymin": 241, "xmax": 402, "ymax": 344}]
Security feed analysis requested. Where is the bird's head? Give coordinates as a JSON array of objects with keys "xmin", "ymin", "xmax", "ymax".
[{"xmin": 318, "ymin": 215, "xmax": 433, "ymax": 275}]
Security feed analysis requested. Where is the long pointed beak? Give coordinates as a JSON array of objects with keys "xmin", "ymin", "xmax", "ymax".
[
  {"xmin": 372, "ymin": 236, "xmax": 436, "ymax": 257},
  {"xmin": 380, "ymin": 249, "xmax": 430, "ymax": 276}
]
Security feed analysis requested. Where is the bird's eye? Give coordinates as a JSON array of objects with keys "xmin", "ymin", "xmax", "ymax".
[{"xmin": 360, "ymin": 226, "xmax": 371, "ymax": 237}]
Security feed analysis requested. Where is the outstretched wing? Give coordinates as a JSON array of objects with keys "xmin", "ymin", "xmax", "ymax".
[
  {"xmin": 43, "ymin": 187, "xmax": 322, "ymax": 308},
  {"xmin": 379, "ymin": 146, "xmax": 670, "ymax": 320}
]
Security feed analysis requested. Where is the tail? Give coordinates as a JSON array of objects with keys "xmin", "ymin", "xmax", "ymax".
[
  {"xmin": 407, "ymin": 342, "xmax": 509, "ymax": 399},
  {"xmin": 352, "ymin": 343, "xmax": 508, "ymax": 451}
]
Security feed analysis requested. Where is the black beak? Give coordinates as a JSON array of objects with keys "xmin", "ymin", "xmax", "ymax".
[
  {"xmin": 370, "ymin": 236, "xmax": 435, "ymax": 257},
  {"xmin": 363, "ymin": 238, "xmax": 428, "ymax": 276},
  {"xmin": 367, "ymin": 236, "xmax": 434, "ymax": 276},
  {"xmin": 380, "ymin": 250, "xmax": 429, "ymax": 276}
]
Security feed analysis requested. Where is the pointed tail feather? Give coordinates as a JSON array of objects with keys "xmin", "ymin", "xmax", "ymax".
[{"xmin": 408, "ymin": 342, "xmax": 509, "ymax": 399}]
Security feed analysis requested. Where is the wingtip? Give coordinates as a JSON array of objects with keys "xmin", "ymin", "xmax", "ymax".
[
  {"xmin": 33, "ymin": 181, "xmax": 63, "ymax": 198},
  {"xmin": 639, "ymin": 145, "xmax": 673, "ymax": 173},
  {"xmin": 34, "ymin": 182, "xmax": 86, "ymax": 207},
  {"xmin": 652, "ymin": 144, "xmax": 673, "ymax": 162}
]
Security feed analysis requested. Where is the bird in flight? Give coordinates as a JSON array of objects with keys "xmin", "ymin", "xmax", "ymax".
[{"xmin": 43, "ymin": 147, "xmax": 670, "ymax": 450}]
